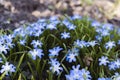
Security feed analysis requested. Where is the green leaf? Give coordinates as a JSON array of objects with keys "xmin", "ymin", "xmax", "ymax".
[
  {"xmin": 18, "ymin": 74, "xmax": 22, "ymax": 80},
  {"xmin": 27, "ymin": 62, "xmax": 35, "ymax": 79},
  {"xmin": 0, "ymin": 72, "xmax": 6, "ymax": 80},
  {"xmin": 31, "ymin": 75, "xmax": 35, "ymax": 80},
  {"xmin": 61, "ymin": 63, "xmax": 69, "ymax": 74},
  {"xmin": 13, "ymin": 53, "xmax": 25, "ymax": 77}
]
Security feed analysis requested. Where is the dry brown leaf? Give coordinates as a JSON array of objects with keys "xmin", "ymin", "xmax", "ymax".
[{"xmin": 83, "ymin": 56, "xmax": 93, "ymax": 66}]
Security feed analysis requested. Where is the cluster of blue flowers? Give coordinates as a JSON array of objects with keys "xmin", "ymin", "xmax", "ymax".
[
  {"xmin": 66, "ymin": 65, "xmax": 91, "ymax": 80},
  {"xmin": 0, "ymin": 15, "xmax": 120, "ymax": 80}
]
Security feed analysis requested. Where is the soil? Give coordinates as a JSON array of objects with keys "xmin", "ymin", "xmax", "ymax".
[{"xmin": 0, "ymin": 0, "xmax": 120, "ymax": 30}]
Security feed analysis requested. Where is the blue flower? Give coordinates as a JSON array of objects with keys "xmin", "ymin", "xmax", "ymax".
[
  {"xmin": 101, "ymin": 29, "xmax": 110, "ymax": 36},
  {"xmin": 19, "ymin": 39, "xmax": 26, "ymax": 46},
  {"xmin": 102, "ymin": 23, "xmax": 114, "ymax": 31},
  {"xmin": 111, "ymin": 72, "xmax": 120, "ymax": 80},
  {"xmin": 49, "ymin": 58, "xmax": 59, "ymax": 65},
  {"xmin": 46, "ymin": 23, "xmax": 57, "ymax": 30},
  {"xmin": 49, "ymin": 46, "xmax": 63, "ymax": 57},
  {"xmin": 29, "ymin": 49, "xmax": 44, "ymax": 60},
  {"xmin": 30, "ymin": 22, "xmax": 45, "ymax": 30},
  {"xmin": 31, "ymin": 40, "xmax": 42, "ymax": 48},
  {"xmin": 118, "ymin": 40, "xmax": 120, "ymax": 45},
  {"xmin": 65, "ymin": 75, "xmax": 74, "ymax": 80},
  {"xmin": 114, "ymin": 59, "xmax": 120, "ymax": 69},
  {"xmin": 4, "ymin": 34, "xmax": 14, "ymax": 43},
  {"xmin": 66, "ymin": 48, "xmax": 79, "ymax": 63},
  {"xmin": 91, "ymin": 21, "xmax": 101, "ymax": 27},
  {"xmin": 98, "ymin": 77, "xmax": 112, "ymax": 80},
  {"xmin": 5, "ymin": 42, "xmax": 15, "ymax": 49},
  {"xmin": 98, "ymin": 78, "xmax": 106, "ymax": 80},
  {"xmin": 114, "ymin": 72, "xmax": 120, "ymax": 76},
  {"xmin": 95, "ymin": 35, "xmax": 102, "ymax": 41},
  {"xmin": 49, "ymin": 16, "xmax": 58, "ymax": 21},
  {"xmin": 71, "ymin": 65, "xmax": 81, "ymax": 73},
  {"xmin": 66, "ymin": 65, "xmax": 81, "ymax": 80},
  {"xmin": 108, "ymin": 61, "xmax": 116, "ymax": 70},
  {"xmin": 0, "ymin": 58, "xmax": 3, "ymax": 63},
  {"xmin": 0, "ymin": 36, "xmax": 5, "ymax": 45},
  {"xmin": 33, "ymin": 30, "xmax": 43, "ymax": 37},
  {"xmin": 74, "ymin": 40, "xmax": 87, "ymax": 48},
  {"xmin": 66, "ymin": 52, "xmax": 77, "ymax": 63},
  {"xmin": 37, "ymin": 18, "xmax": 46, "ymax": 23},
  {"xmin": 87, "ymin": 41, "xmax": 99, "ymax": 47},
  {"xmin": 61, "ymin": 32, "xmax": 70, "ymax": 39},
  {"xmin": 25, "ymin": 23, "xmax": 45, "ymax": 37},
  {"xmin": 95, "ymin": 28, "xmax": 110, "ymax": 37},
  {"xmin": 13, "ymin": 27, "xmax": 22, "ymax": 35},
  {"xmin": 105, "ymin": 78, "xmax": 112, "ymax": 80},
  {"xmin": 98, "ymin": 77, "xmax": 111, "ymax": 80},
  {"xmin": 71, "ymin": 14, "xmax": 82, "ymax": 20},
  {"xmin": 62, "ymin": 19, "xmax": 71, "ymax": 26},
  {"xmin": 66, "ymin": 65, "xmax": 91, "ymax": 80},
  {"xmin": 117, "ymin": 28, "xmax": 120, "ymax": 36},
  {"xmin": 0, "ymin": 62, "xmax": 16, "ymax": 75},
  {"xmin": 114, "ymin": 76, "xmax": 120, "ymax": 80},
  {"xmin": 110, "ymin": 35, "xmax": 114, "ymax": 40},
  {"xmin": 49, "ymin": 59, "xmax": 63, "ymax": 75},
  {"xmin": 96, "ymin": 28, "xmax": 103, "ymax": 33},
  {"xmin": 49, "ymin": 16, "xmax": 60, "ymax": 24},
  {"xmin": 80, "ymin": 69, "xmax": 92, "ymax": 80},
  {"xmin": 105, "ymin": 41, "xmax": 116, "ymax": 49},
  {"xmin": 13, "ymin": 27, "xmax": 26, "ymax": 37},
  {"xmin": 98, "ymin": 56, "xmax": 109, "ymax": 66},
  {"xmin": 0, "ymin": 45, "xmax": 9, "ymax": 54},
  {"xmin": 67, "ymin": 24, "xmax": 76, "ymax": 30},
  {"xmin": 62, "ymin": 19, "xmax": 76, "ymax": 30}
]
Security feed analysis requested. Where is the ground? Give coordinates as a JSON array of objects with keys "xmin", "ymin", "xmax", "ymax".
[{"xmin": 0, "ymin": 0, "xmax": 120, "ymax": 30}]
